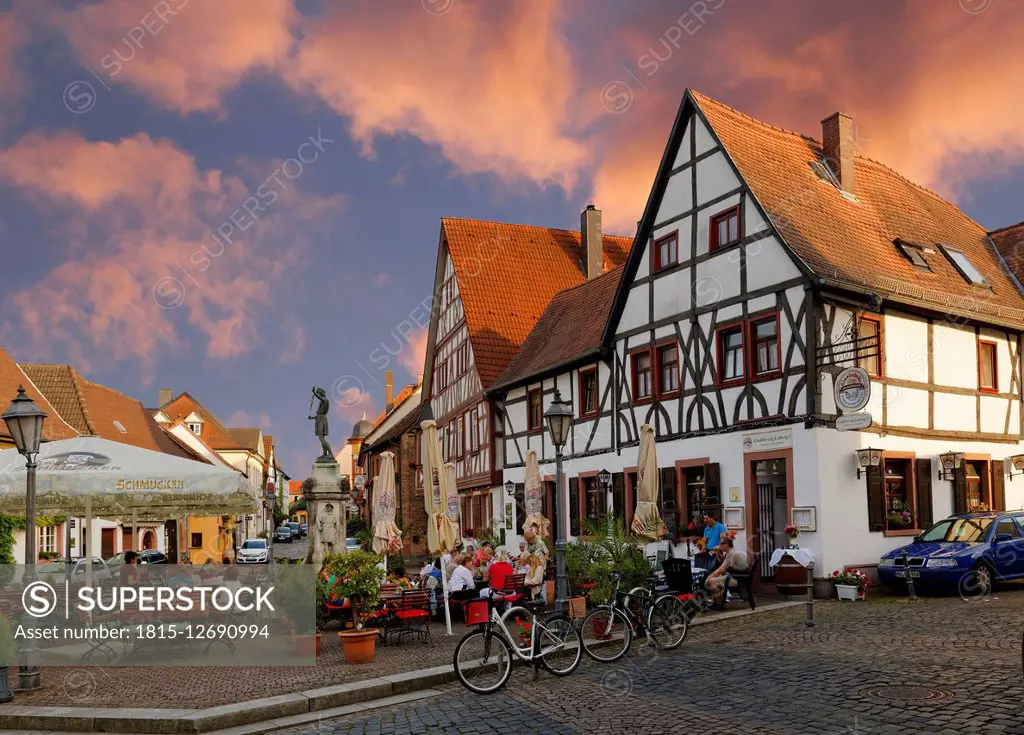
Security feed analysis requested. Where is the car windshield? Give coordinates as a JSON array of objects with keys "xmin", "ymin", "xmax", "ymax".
[
  {"xmin": 919, "ymin": 517, "xmax": 994, "ymax": 543},
  {"xmin": 242, "ymin": 540, "xmax": 267, "ymax": 550},
  {"xmin": 106, "ymin": 552, "xmax": 126, "ymax": 566}
]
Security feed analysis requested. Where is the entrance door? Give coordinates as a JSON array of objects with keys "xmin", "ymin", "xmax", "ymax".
[
  {"xmin": 100, "ymin": 528, "xmax": 115, "ymax": 559},
  {"xmin": 164, "ymin": 520, "xmax": 178, "ymax": 561},
  {"xmin": 756, "ymin": 482, "xmax": 776, "ymax": 581},
  {"xmin": 751, "ymin": 458, "xmax": 789, "ymax": 582}
]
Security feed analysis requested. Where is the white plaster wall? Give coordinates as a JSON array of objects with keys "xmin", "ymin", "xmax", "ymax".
[
  {"xmin": 696, "ymin": 256, "xmax": 741, "ymax": 302},
  {"xmin": 884, "ymin": 315, "xmax": 929, "ymax": 382},
  {"xmin": 694, "ymin": 153, "xmax": 738, "ymax": 208},
  {"xmin": 932, "ymin": 324, "xmax": 976, "ymax": 387},
  {"xmin": 747, "ymin": 238, "xmax": 802, "ymax": 292},
  {"xmin": 618, "ymin": 285, "xmax": 650, "ymax": 334},
  {"xmin": 933, "ymin": 393, "xmax": 977, "ymax": 432},
  {"xmin": 653, "ymin": 268, "xmax": 690, "ymax": 321},
  {"xmin": 661, "ymin": 168, "xmax": 693, "ymax": 216},
  {"xmin": 672, "ymin": 114, "xmax": 694, "ymax": 168},
  {"xmin": 694, "ymin": 115, "xmax": 716, "ymax": 157},
  {"xmin": 981, "ymin": 395, "xmax": 1008, "ymax": 434},
  {"xmin": 886, "ymin": 386, "xmax": 929, "ymax": 429}
]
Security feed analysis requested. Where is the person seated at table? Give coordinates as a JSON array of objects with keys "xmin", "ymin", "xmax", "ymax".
[
  {"xmin": 704, "ymin": 537, "xmax": 749, "ymax": 610},
  {"xmin": 512, "ymin": 541, "xmax": 527, "ymax": 562},
  {"xmin": 478, "ymin": 549, "xmax": 514, "ymax": 599},
  {"xmin": 473, "ymin": 541, "xmax": 492, "ymax": 566},
  {"xmin": 441, "ymin": 543, "xmax": 463, "ymax": 574},
  {"xmin": 448, "ymin": 555, "xmax": 477, "ymax": 605},
  {"xmin": 522, "ymin": 553, "xmax": 546, "ymax": 602},
  {"xmin": 523, "ymin": 523, "xmax": 549, "ymax": 566}
]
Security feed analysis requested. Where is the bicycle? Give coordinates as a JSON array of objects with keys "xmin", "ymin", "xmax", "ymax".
[
  {"xmin": 579, "ymin": 570, "xmax": 691, "ymax": 663},
  {"xmin": 453, "ymin": 590, "xmax": 583, "ymax": 694}
]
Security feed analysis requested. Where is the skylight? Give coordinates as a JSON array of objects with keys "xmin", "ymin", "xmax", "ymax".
[
  {"xmin": 940, "ymin": 245, "xmax": 988, "ymax": 285},
  {"xmin": 894, "ymin": 239, "xmax": 932, "ymax": 271},
  {"xmin": 112, "ymin": 420, "xmax": 127, "ymax": 434}
]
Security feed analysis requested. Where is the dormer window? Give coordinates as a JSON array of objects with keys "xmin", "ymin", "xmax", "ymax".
[
  {"xmin": 894, "ymin": 239, "xmax": 933, "ymax": 272},
  {"xmin": 940, "ymin": 245, "xmax": 988, "ymax": 286},
  {"xmin": 188, "ymin": 422, "xmax": 202, "ymax": 436}
]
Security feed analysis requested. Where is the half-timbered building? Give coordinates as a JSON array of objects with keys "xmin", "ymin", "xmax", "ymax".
[
  {"xmin": 421, "ymin": 216, "xmax": 632, "ymax": 535},
  {"xmin": 491, "ymin": 89, "xmax": 1024, "ymax": 587}
]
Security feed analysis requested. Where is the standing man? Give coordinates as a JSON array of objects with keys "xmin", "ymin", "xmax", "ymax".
[
  {"xmin": 700, "ymin": 514, "xmax": 727, "ymax": 572},
  {"xmin": 523, "ymin": 523, "xmax": 549, "ymax": 566}
]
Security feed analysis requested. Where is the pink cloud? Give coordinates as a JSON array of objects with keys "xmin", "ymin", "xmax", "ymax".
[
  {"xmin": 334, "ymin": 387, "xmax": 375, "ymax": 433},
  {"xmin": 225, "ymin": 409, "xmax": 272, "ymax": 430},
  {"xmin": 398, "ymin": 327, "xmax": 429, "ymax": 380},
  {"xmin": 372, "ymin": 273, "xmax": 390, "ymax": 287}
]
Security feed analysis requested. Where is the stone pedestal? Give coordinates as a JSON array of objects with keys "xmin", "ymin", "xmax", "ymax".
[{"xmin": 302, "ymin": 459, "xmax": 351, "ymax": 569}]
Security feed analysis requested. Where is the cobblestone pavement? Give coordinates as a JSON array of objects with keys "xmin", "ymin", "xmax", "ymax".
[
  {"xmin": 274, "ymin": 535, "xmax": 309, "ymax": 561},
  {"xmin": 279, "ymin": 588, "xmax": 1024, "ymax": 735}
]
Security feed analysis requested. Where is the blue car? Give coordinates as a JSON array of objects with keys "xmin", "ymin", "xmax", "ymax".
[{"xmin": 878, "ymin": 511, "xmax": 1024, "ymax": 596}]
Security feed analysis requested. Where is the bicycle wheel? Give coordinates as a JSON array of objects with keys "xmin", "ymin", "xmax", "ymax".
[
  {"xmin": 647, "ymin": 595, "xmax": 688, "ymax": 650},
  {"xmin": 580, "ymin": 606, "xmax": 632, "ymax": 663},
  {"xmin": 453, "ymin": 628, "xmax": 513, "ymax": 694},
  {"xmin": 538, "ymin": 612, "xmax": 583, "ymax": 676}
]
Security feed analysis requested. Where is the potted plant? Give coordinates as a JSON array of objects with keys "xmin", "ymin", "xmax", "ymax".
[
  {"xmin": 784, "ymin": 524, "xmax": 800, "ymax": 548},
  {"xmin": 831, "ymin": 568, "xmax": 867, "ymax": 600},
  {"xmin": 0, "ymin": 613, "xmax": 14, "ymax": 703},
  {"xmin": 321, "ymin": 550, "xmax": 386, "ymax": 664},
  {"xmin": 886, "ymin": 502, "xmax": 914, "ymax": 530}
]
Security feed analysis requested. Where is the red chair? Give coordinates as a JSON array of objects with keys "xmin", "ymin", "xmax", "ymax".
[{"xmin": 388, "ymin": 590, "xmax": 432, "ymax": 646}]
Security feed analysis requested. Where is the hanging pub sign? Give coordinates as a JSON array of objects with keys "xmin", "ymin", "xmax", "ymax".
[
  {"xmin": 1008, "ymin": 454, "xmax": 1024, "ymax": 481},
  {"xmin": 834, "ymin": 367, "xmax": 871, "ymax": 413}
]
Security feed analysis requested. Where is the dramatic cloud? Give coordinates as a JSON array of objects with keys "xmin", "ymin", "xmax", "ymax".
[
  {"xmin": 51, "ymin": 0, "xmax": 297, "ymax": 116},
  {"xmin": 397, "ymin": 327, "xmax": 429, "ymax": 381},
  {"xmin": 0, "ymin": 131, "xmax": 345, "ymax": 373},
  {"xmin": 225, "ymin": 409, "xmax": 272, "ymax": 430}
]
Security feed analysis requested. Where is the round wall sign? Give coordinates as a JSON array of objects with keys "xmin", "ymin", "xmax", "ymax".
[{"xmin": 834, "ymin": 367, "xmax": 871, "ymax": 413}]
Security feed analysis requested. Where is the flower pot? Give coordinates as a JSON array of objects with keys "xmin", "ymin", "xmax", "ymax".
[
  {"xmin": 294, "ymin": 632, "xmax": 321, "ymax": 657},
  {"xmin": 568, "ymin": 596, "xmax": 587, "ymax": 619},
  {"xmin": 590, "ymin": 615, "xmax": 612, "ymax": 640},
  {"xmin": 835, "ymin": 584, "xmax": 860, "ymax": 601},
  {"xmin": 338, "ymin": 630, "xmax": 377, "ymax": 664}
]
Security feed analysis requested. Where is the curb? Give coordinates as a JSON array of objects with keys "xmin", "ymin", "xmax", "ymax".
[{"xmin": 0, "ymin": 600, "xmax": 810, "ymax": 733}]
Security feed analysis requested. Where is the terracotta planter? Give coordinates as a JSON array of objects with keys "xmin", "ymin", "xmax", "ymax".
[
  {"xmin": 338, "ymin": 630, "xmax": 376, "ymax": 664},
  {"xmin": 294, "ymin": 632, "xmax": 321, "ymax": 657},
  {"xmin": 773, "ymin": 551, "xmax": 808, "ymax": 596}
]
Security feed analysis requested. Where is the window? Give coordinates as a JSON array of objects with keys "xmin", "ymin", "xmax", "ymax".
[
  {"xmin": 964, "ymin": 461, "xmax": 985, "ymax": 512},
  {"xmin": 188, "ymin": 422, "xmax": 202, "ymax": 435},
  {"xmin": 655, "ymin": 344, "xmax": 680, "ymax": 396},
  {"xmin": 979, "ymin": 340, "xmax": 997, "ymax": 392},
  {"xmin": 113, "ymin": 420, "xmax": 127, "ymax": 434},
  {"xmin": 191, "ymin": 533, "xmax": 202, "ymax": 548},
  {"xmin": 632, "ymin": 350, "xmax": 653, "ymax": 401},
  {"xmin": 469, "ymin": 407, "xmax": 480, "ymax": 451},
  {"xmin": 856, "ymin": 316, "xmax": 882, "ymax": 377},
  {"xmin": 895, "ymin": 240, "xmax": 932, "ymax": 271},
  {"xmin": 653, "ymin": 232, "xmax": 678, "ymax": 272},
  {"xmin": 940, "ymin": 245, "xmax": 987, "ymax": 285},
  {"xmin": 39, "ymin": 525, "xmax": 56, "ymax": 553},
  {"xmin": 527, "ymin": 388, "xmax": 543, "ymax": 432},
  {"xmin": 750, "ymin": 315, "xmax": 780, "ymax": 377},
  {"xmin": 717, "ymin": 325, "xmax": 745, "ymax": 384},
  {"xmin": 456, "ymin": 415, "xmax": 465, "ymax": 458},
  {"xmin": 994, "ymin": 518, "xmax": 1019, "ymax": 540},
  {"xmin": 709, "ymin": 206, "xmax": 740, "ymax": 251},
  {"xmin": 578, "ymin": 367, "xmax": 598, "ymax": 418},
  {"xmin": 583, "ymin": 476, "xmax": 605, "ymax": 525}
]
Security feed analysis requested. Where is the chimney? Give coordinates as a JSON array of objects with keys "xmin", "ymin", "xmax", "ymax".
[
  {"xmin": 385, "ymin": 370, "xmax": 394, "ymax": 414},
  {"xmin": 158, "ymin": 388, "xmax": 172, "ymax": 407},
  {"xmin": 821, "ymin": 112, "xmax": 856, "ymax": 196},
  {"xmin": 580, "ymin": 204, "xmax": 603, "ymax": 280}
]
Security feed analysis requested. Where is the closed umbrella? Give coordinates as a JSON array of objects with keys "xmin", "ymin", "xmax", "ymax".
[
  {"xmin": 420, "ymin": 419, "xmax": 454, "ymax": 635},
  {"xmin": 440, "ymin": 462, "xmax": 459, "ymax": 551},
  {"xmin": 371, "ymin": 451, "xmax": 402, "ymax": 554},
  {"xmin": 520, "ymin": 450, "xmax": 550, "ymax": 539},
  {"xmin": 631, "ymin": 424, "xmax": 667, "ymax": 540}
]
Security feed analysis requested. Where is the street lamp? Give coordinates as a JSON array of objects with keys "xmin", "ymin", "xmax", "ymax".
[
  {"xmin": 2, "ymin": 386, "xmax": 47, "ymax": 691},
  {"xmin": 598, "ymin": 468, "xmax": 612, "ymax": 540},
  {"xmin": 543, "ymin": 388, "xmax": 573, "ymax": 612},
  {"xmin": 504, "ymin": 480, "xmax": 515, "ymax": 498},
  {"xmin": 264, "ymin": 484, "xmax": 277, "ymax": 564}
]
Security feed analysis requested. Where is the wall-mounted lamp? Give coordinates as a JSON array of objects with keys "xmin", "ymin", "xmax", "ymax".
[
  {"xmin": 855, "ymin": 448, "xmax": 882, "ymax": 479},
  {"xmin": 1008, "ymin": 454, "xmax": 1024, "ymax": 482},
  {"xmin": 938, "ymin": 451, "xmax": 964, "ymax": 481},
  {"xmin": 504, "ymin": 479, "xmax": 515, "ymax": 498}
]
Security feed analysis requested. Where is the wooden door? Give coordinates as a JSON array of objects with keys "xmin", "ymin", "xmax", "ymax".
[{"xmin": 101, "ymin": 528, "xmax": 115, "ymax": 559}]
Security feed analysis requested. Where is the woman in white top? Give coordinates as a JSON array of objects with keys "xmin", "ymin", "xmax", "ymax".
[
  {"xmin": 448, "ymin": 555, "xmax": 476, "ymax": 593},
  {"xmin": 522, "ymin": 554, "xmax": 545, "ymax": 600}
]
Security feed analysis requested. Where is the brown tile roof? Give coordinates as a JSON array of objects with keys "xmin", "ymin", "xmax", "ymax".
[
  {"xmin": 158, "ymin": 393, "xmax": 246, "ymax": 450},
  {"xmin": 288, "ymin": 479, "xmax": 304, "ymax": 498},
  {"xmin": 0, "ymin": 349, "xmax": 79, "ymax": 443},
  {"xmin": 372, "ymin": 383, "xmax": 418, "ymax": 426},
  {"xmin": 990, "ymin": 222, "xmax": 1024, "ymax": 290},
  {"xmin": 20, "ymin": 363, "xmax": 191, "ymax": 457},
  {"xmin": 442, "ymin": 218, "xmax": 633, "ymax": 388},
  {"xmin": 689, "ymin": 90, "xmax": 1024, "ymax": 328},
  {"xmin": 228, "ymin": 428, "xmax": 264, "ymax": 455},
  {"xmin": 491, "ymin": 267, "xmax": 624, "ymax": 392}
]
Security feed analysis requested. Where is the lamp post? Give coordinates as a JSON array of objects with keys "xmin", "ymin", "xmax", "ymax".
[
  {"xmin": 2, "ymin": 386, "xmax": 47, "ymax": 691},
  {"xmin": 264, "ymin": 485, "xmax": 277, "ymax": 565},
  {"xmin": 543, "ymin": 388, "xmax": 573, "ymax": 612},
  {"xmin": 598, "ymin": 469, "xmax": 612, "ymax": 541}
]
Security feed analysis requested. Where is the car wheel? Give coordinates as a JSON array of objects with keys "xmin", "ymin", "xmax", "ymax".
[{"xmin": 962, "ymin": 564, "xmax": 993, "ymax": 599}]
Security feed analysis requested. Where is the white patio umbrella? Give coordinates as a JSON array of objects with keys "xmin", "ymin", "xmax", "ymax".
[
  {"xmin": 631, "ymin": 425, "xmax": 667, "ymax": 540},
  {"xmin": 371, "ymin": 451, "xmax": 402, "ymax": 555},
  {"xmin": 521, "ymin": 450, "xmax": 550, "ymax": 539},
  {"xmin": 441, "ymin": 462, "xmax": 459, "ymax": 548},
  {"xmin": 421, "ymin": 420, "xmax": 455, "ymax": 635},
  {"xmin": 0, "ymin": 436, "xmax": 252, "ymax": 587}
]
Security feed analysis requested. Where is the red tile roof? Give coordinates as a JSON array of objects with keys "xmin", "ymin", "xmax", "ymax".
[
  {"xmin": 20, "ymin": 363, "xmax": 192, "ymax": 457},
  {"xmin": 990, "ymin": 222, "xmax": 1024, "ymax": 289},
  {"xmin": 442, "ymin": 218, "xmax": 633, "ymax": 388},
  {"xmin": 0, "ymin": 349, "xmax": 79, "ymax": 443},
  {"xmin": 492, "ymin": 267, "xmax": 624, "ymax": 391},
  {"xmin": 690, "ymin": 91, "xmax": 1024, "ymax": 327},
  {"xmin": 158, "ymin": 393, "xmax": 247, "ymax": 451},
  {"xmin": 372, "ymin": 383, "xmax": 418, "ymax": 426}
]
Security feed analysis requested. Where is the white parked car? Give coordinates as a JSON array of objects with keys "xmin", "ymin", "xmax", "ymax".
[
  {"xmin": 236, "ymin": 539, "xmax": 270, "ymax": 564},
  {"xmin": 38, "ymin": 557, "xmax": 113, "ymax": 580}
]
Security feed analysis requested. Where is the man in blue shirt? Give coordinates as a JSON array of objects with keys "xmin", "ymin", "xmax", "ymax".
[{"xmin": 701, "ymin": 514, "xmax": 728, "ymax": 572}]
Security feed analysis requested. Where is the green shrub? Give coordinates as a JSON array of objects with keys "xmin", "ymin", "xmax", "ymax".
[{"xmin": 320, "ymin": 550, "xmax": 385, "ymax": 628}]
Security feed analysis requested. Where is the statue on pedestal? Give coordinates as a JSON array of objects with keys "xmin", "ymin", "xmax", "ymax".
[{"xmin": 309, "ymin": 386, "xmax": 332, "ymax": 460}]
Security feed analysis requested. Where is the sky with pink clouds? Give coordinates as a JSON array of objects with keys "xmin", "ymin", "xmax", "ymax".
[{"xmin": 0, "ymin": 0, "xmax": 1022, "ymax": 475}]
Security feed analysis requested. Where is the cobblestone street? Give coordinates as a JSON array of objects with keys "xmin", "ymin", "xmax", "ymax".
[
  {"xmin": 280, "ymin": 589, "xmax": 1024, "ymax": 735},
  {"xmin": 274, "ymin": 535, "xmax": 309, "ymax": 561}
]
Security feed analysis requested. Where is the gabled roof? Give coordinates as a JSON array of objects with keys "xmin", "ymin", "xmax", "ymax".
[
  {"xmin": 491, "ymin": 266, "xmax": 623, "ymax": 392},
  {"xmin": 227, "ymin": 427, "xmax": 264, "ymax": 455},
  {"xmin": 372, "ymin": 383, "xmax": 418, "ymax": 425},
  {"xmin": 441, "ymin": 218, "xmax": 633, "ymax": 388},
  {"xmin": 20, "ymin": 363, "xmax": 192, "ymax": 457},
  {"xmin": 606, "ymin": 90, "xmax": 1024, "ymax": 340},
  {"xmin": 990, "ymin": 222, "xmax": 1024, "ymax": 292},
  {"xmin": 157, "ymin": 393, "xmax": 246, "ymax": 450},
  {"xmin": 0, "ymin": 348, "xmax": 79, "ymax": 443},
  {"xmin": 364, "ymin": 384, "xmax": 423, "ymax": 449},
  {"xmin": 691, "ymin": 90, "xmax": 1024, "ymax": 327}
]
